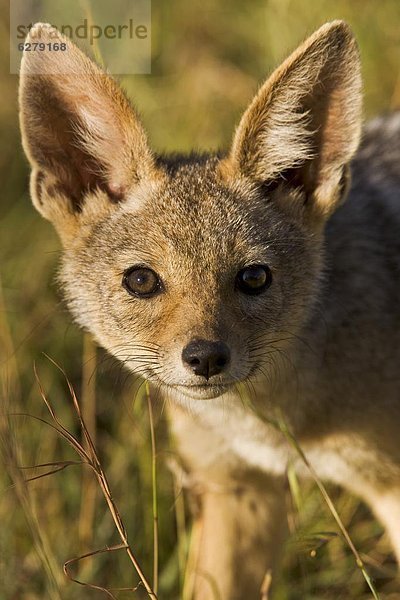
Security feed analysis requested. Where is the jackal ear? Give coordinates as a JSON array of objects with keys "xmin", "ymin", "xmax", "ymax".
[
  {"xmin": 19, "ymin": 23, "xmax": 156, "ymax": 241},
  {"xmin": 221, "ymin": 21, "xmax": 362, "ymax": 221}
]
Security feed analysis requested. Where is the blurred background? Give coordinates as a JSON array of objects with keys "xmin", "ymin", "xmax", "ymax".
[{"xmin": 1, "ymin": 0, "xmax": 400, "ymax": 598}]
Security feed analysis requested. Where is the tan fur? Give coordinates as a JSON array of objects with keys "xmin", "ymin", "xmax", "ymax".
[
  {"xmin": 19, "ymin": 23, "xmax": 159, "ymax": 243},
  {"xmin": 220, "ymin": 21, "xmax": 362, "ymax": 221},
  {"xmin": 20, "ymin": 21, "xmax": 400, "ymax": 599}
]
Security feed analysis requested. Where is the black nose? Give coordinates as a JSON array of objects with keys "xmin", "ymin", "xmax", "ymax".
[{"xmin": 182, "ymin": 339, "xmax": 231, "ymax": 380}]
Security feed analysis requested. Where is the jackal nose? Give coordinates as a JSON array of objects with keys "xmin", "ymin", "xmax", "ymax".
[{"xmin": 182, "ymin": 339, "xmax": 231, "ymax": 380}]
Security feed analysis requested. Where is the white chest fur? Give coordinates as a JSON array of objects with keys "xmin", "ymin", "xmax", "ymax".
[{"xmin": 180, "ymin": 393, "xmax": 382, "ymax": 494}]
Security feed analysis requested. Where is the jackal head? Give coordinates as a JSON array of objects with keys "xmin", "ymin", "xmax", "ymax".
[{"xmin": 19, "ymin": 21, "xmax": 361, "ymax": 401}]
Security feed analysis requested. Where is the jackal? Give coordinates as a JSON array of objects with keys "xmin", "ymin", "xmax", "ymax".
[{"xmin": 19, "ymin": 20, "xmax": 400, "ymax": 599}]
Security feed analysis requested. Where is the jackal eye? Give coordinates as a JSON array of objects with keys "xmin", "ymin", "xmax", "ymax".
[
  {"xmin": 122, "ymin": 266, "xmax": 163, "ymax": 298},
  {"xmin": 235, "ymin": 265, "xmax": 272, "ymax": 295}
]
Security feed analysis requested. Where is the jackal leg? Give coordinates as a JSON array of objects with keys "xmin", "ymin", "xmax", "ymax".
[
  {"xmin": 184, "ymin": 473, "xmax": 288, "ymax": 600},
  {"xmin": 364, "ymin": 486, "xmax": 400, "ymax": 565}
]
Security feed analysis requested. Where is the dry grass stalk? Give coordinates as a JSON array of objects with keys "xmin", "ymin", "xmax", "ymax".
[
  {"xmin": 33, "ymin": 357, "xmax": 158, "ymax": 599},
  {"xmin": 78, "ymin": 333, "xmax": 98, "ymax": 553},
  {"xmin": 277, "ymin": 415, "xmax": 381, "ymax": 600},
  {"xmin": 63, "ymin": 544, "xmax": 143, "ymax": 598},
  {"xmin": 0, "ymin": 276, "xmax": 64, "ymax": 599},
  {"xmin": 173, "ymin": 475, "xmax": 188, "ymax": 596},
  {"xmin": 146, "ymin": 381, "xmax": 159, "ymax": 595},
  {"xmin": 240, "ymin": 385, "xmax": 380, "ymax": 599}
]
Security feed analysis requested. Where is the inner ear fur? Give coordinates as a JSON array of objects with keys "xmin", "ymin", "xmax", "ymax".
[
  {"xmin": 220, "ymin": 21, "xmax": 362, "ymax": 221},
  {"xmin": 19, "ymin": 23, "xmax": 157, "ymax": 236}
]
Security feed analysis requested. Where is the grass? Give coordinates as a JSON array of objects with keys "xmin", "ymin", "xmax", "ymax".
[
  {"xmin": 1, "ymin": 0, "xmax": 400, "ymax": 598},
  {"xmin": 34, "ymin": 357, "xmax": 158, "ymax": 599}
]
